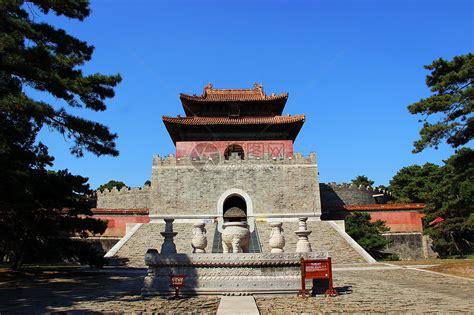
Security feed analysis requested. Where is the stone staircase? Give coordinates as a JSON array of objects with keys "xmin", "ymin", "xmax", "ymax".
[
  {"xmin": 108, "ymin": 223, "xmax": 217, "ymax": 267},
  {"xmin": 256, "ymin": 221, "xmax": 371, "ymax": 264},
  {"xmin": 107, "ymin": 220, "xmax": 372, "ymax": 267}
]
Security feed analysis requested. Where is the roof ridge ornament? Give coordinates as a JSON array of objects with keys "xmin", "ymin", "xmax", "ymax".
[
  {"xmin": 253, "ymin": 83, "xmax": 264, "ymax": 94},
  {"xmin": 203, "ymin": 83, "xmax": 213, "ymax": 96}
]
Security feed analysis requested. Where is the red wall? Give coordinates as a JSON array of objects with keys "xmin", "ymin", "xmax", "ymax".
[
  {"xmin": 176, "ymin": 140, "xmax": 294, "ymax": 158},
  {"xmin": 341, "ymin": 204, "xmax": 426, "ymax": 233},
  {"xmin": 88, "ymin": 209, "xmax": 150, "ymax": 238},
  {"xmin": 92, "ymin": 215, "xmax": 149, "ymax": 237},
  {"xmin": 368, "ymin": 211, "xmax": 424, "ymax": 233}
]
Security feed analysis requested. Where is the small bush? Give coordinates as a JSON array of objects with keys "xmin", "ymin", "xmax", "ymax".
[{"xmin": 345, "ymin": 212, "xmax": 391, "ymax": 259}]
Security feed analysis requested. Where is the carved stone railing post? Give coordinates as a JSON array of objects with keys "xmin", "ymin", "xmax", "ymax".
[
  {"xmin": 295, "ymin": 217, "xmax": 312, "ymax": 253},
  {"xmin": 160, "ymin": 218, "xmax": 178, "ymax": 254},
  {"xmin": 191, "ymin": 223, "xmax": 207, "ymax": 253},
  {"xmin": 269, "ymin": 222, "xmax": 285, "ymax": 253}
]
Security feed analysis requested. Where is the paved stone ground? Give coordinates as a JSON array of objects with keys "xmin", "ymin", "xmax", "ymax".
[
  {"xmin": 256, "ymin": 268, "xmax": 474, "ymax": 313},
  {"xmin": 0, "ymin": 268, "xmax": 219, "ymax": 314},
  {"xmin": 1, "ymin": 266, "xmax": 473, "ymax": 313}
]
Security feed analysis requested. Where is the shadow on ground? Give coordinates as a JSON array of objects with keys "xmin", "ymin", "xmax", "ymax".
[
  {"xmin": 311, "ymin": 279, "xmax": 353, "ymax": 296},
  {"xmin": 0, "ymin": 267, "xmax": 145, "ymax": 313}
]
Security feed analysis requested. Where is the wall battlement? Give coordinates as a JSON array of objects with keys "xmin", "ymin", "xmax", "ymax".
[
  {"xmin": 96, "ymin": 185, "xmax": 151, "ymax": 209},
  {"xmin": 320, "ymin": 183, "xmax": 392, "ymax": 209},
  {"xmin": 325, "ymin": 182, "xmax": 392, "ymax": 197},
  {"xmin": 97, "ymin": 185, "xmax": 152, "ymax": 195},
  {"xmin": 152, "ymin": 152, "xmax": 317, "ymax": 167}
]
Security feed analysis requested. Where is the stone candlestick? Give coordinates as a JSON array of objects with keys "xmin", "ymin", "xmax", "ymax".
[
  {"xmin": 295, "ymin": 217, "xmax": 312, "ymax": 253},
  {"xmin": 160, "ymin": 218, "xmax": 178, "ymax": 254}
]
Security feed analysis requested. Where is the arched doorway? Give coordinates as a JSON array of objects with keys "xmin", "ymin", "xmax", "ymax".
[
  {"xmin": 224, "ymin": 144, "xmax": 244, "ymax": 160},
  {"xmin": 214, "ymin": 189, "xmax": 261, "ymax": 253},
  {"xmin": 223, "ymin": 195, "xmax": 247, "ymax": 222}
]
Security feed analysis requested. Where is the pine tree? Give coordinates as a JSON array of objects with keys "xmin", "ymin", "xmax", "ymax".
[
  {"xmin": 351, "ymin": 175, "xmax": 374, "ymax": 187},
  {"xmin": 0, "ymin": 0, "xmax": 121, "ymax": 268},
  {"xmin": 98, "ymin": 180, "xmax": 128, "ymax": 192},
  {"xmin": 345, "ymin": 212, "xmax": 390, "ymax": 259},
  {"xmin": 408, "ymin": 54, "xmax": 473, "ymax": 153}
]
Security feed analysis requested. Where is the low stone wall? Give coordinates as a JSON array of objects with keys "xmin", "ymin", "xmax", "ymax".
[{"xmin": 383, "ymin": 233, "xmax": 437, "ymax": 260}]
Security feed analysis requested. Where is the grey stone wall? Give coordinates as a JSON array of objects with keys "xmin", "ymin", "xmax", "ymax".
[
  {"xmin": 96, "ymin": 186, "xmax": 151, "ymax": 209},
  {"xmin": 383, "ymin": 233, "xmax": 438, "ymax": 260},
  {"xmin": 150, "ymin": 153, "xmax": 321, "ymax": 216},
  {"xmin": 320, "ymin": 183, "xmax": 392, "ymax": 208}
]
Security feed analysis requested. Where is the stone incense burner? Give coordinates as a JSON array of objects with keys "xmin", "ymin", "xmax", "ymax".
[{"xmin": 221, "ymin": 222, "xmax": 250, "ymax": 253}]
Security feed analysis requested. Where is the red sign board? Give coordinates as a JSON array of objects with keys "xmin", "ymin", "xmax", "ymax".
[
  {"xmin": 170, "ymin": 275, "xmax": 185, "ymax": 287},
  {"xmin": 298, "ymin": 257, "xmax": 337, "ymax": 297},
  {"xmin": 305, "ymin": 261, "xmax": 330, "ymax": 278},
  {"xmin": 169, "ymin": 275, "xmax": 186, "ymax": 299}
]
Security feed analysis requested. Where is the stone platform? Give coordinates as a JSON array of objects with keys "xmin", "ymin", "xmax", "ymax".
[{"xmin": 142, "ymin": 252, "xmax": 328, "ymax": 296}]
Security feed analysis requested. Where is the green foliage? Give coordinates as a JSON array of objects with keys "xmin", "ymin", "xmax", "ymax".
[
  {"xmin": 0, "ymin": 121, "xmax": 107, "ymax": 268},
  {"xmin": 389, "ymin": 163, "xmax": 441, "ymax": 203},
  {"xmin": 351, "ymin": 175, "xmax": 374, "ymax": 187},
  {"xmin": 345, "ymin": 212, "xmax": 390, "ymax": 259},
  {"xmin": 422, "ymin": 148, "xmax": 474, "ymax": 257},
  {"xmin": 98, "ymin": 180, "xmax": 127, "ymax": 192},
  {"xmin": 0, "ymin": 0, "xmax": 120, "ymax": 268},
  {"xmin": 144, "ymin": 180, "xmax": 151, "ymax": 186},
  {"xmin": 408, "ymin": 54, "xmax": 473, "ymax": 153},
  {"xmin": 388, "ymin": 149, "xmax": 473, "ymax": 257},
  {"xmin": 0, "ymin": 0, "xmax": 122, "ymax": 157}
]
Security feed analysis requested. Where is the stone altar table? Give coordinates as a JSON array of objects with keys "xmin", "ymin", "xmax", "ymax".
[{"xmin": 142, "ymin": 251, "xmax": 329, "ymax": 296}]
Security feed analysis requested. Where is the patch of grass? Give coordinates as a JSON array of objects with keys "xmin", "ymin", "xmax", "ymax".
[
  {"xmin": 389, "ymin": 258, "xmax": 472, "ymax": 266},
  {"xmin": 427, "ymin": 260, "xmax": 474, "ymax": 279}
]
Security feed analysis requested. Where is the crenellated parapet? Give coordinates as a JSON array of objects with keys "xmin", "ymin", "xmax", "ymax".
[
  {"xmin": 324, "ymin": 182, "xmax": 393, "ymax": 197},
  {"xmin": 320, "ymin": 183, "xmax": 392, "ymax": 209},
  {"xmin": 152, "ymin": 152, "xmax": 317, "ymax": 167},
  {"xmin": 96, "ymin": 185, "xmax": 151, "ymax": 209},
  {"xmin": 97, "ymin": 185, "xmax": 152, "ymax": 196}
]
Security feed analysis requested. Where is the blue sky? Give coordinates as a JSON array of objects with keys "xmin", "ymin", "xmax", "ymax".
[{"xmin": 35, "ymin": 0, "xmax": 473, "ymax": 189}]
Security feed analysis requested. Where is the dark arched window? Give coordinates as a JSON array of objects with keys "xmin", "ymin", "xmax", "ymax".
[{"xmin": 224, "ymin": 144, "xmax": 244, "ymax": 160}]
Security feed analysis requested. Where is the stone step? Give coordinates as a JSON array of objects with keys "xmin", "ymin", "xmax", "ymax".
[
  {"xmin": 216, "ymin": 296, "xmax": 259, "ymax": 315},
  {"xmin": 107, "ymin": 220, "xmax": 373, "ymax": 267}
]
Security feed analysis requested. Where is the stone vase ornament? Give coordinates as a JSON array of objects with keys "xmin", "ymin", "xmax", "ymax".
[
  {"xmin": 221, "ymin": 222, "xmax": 250, "ymax": 253},
  {"xmin": 191, "ymin": 223, "xmax": 207, "ymax": 253},
  {"xmin": 295, "ymin": 217, "xmax": 312, "ymax": 253},
  {"xmin": 160, "ymin": 218, "xmax": 178, "ymax": 254},
  {"xmin": 269, "ymin": 222, "xmax": 285, "ymax": 253}
]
